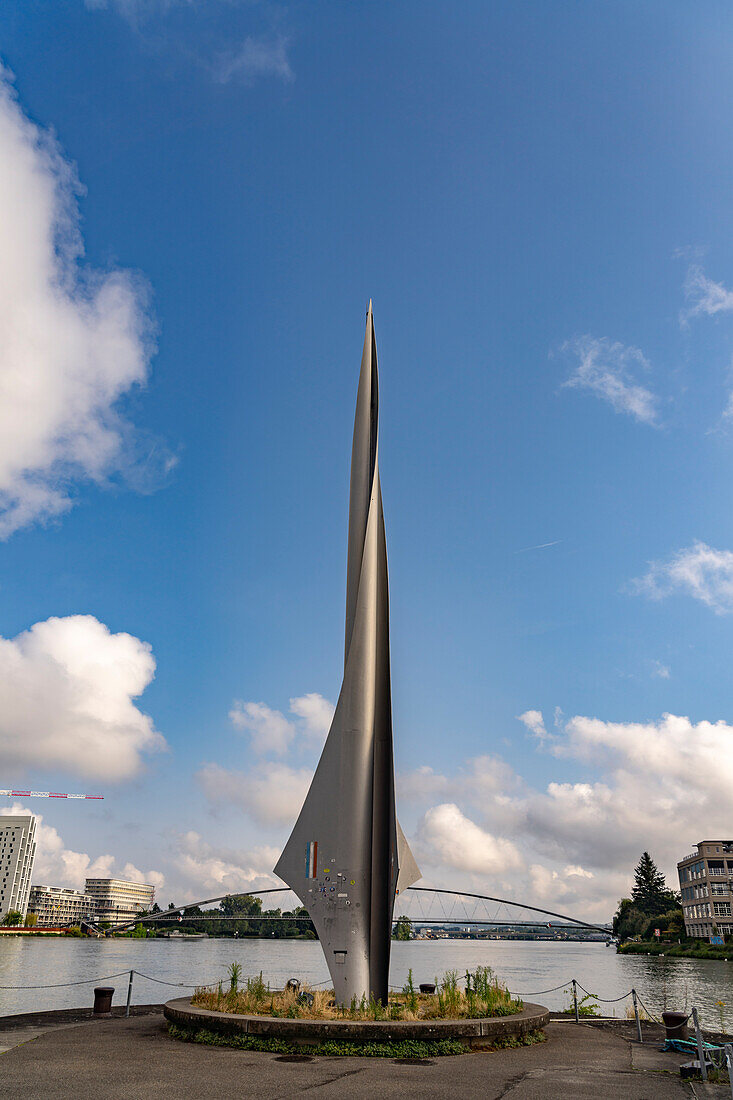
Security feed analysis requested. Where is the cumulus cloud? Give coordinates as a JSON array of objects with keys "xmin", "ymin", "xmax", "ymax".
[
  {"xmin": 0, "ymin": 67, "xmax": 171, "ymax": 538},
  {"xmin": 0, "ymin": 615, "xmax": 164, "ymax": 781},
  {"xmin": 196, "ymin": 760, "xmax": 312, "ymax": 827},
  {"xmin": 522, "ymin": 711, "xmax": 733, "ymax": 872},
  {"xmin": 229, "ymin": 701, "xmax": 295, "ymax": 756},
  {"xmin": 682, "ymin": 265, "xmax": 733, "ymax": 321},
  {"xmin": 415, "ymin": 803, "xmax": 523, "ymax": 876},
  {"xmin": 228, "ymin": 693, "xmax": 335, "ymax": 755},
  {"xmin": 395, "ymin": 702, "xmax": 733, "ymax": 919},
  {"xmin": 561, "ymin": 336, "xmax": 659, "ymax": 424},
  {"xmin": 289, "ymin": 693, "xmax": 335, "ymax": 745},
  {"xmin": 121, "ymin": 862, "xmax": 165, "ymax": 890},
  {"xmin": 171, "ymin": 830, "xmax": 280, "ymax": 898},
  {"xmin": 399, "ymin": 754, "xmax": 520, "ymax": 808},
  {"xmin": 1, "ymin": 803, "xmax": 163, "ymax": 892},
  {"xmin": 213, "ymin": 36, "xmax": 294, "ymax": 85},
  {"xmin": 518, "ymin": 709, "xmax": 547, "ymax": 740},
  {"xmin": 631, "ymin": 540, "xmax": 733, "ymax": 614}
]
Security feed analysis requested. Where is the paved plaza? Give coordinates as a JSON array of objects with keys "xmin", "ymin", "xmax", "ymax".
[{"xmin": 0, "ymin": 1008, "xmax": 722, "ymax": 1098}]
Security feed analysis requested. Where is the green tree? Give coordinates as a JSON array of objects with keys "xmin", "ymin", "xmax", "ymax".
[
  {"xmin": 2, "ymin": 909, "xmax": 22, "ymax": 927},
  {"xmin": 392, "ymin": 915, "xmax": 413, "ymax": 941},
  {"xmin": 631, "ymin": 852, "xmax": 677, "ymax": 916}
]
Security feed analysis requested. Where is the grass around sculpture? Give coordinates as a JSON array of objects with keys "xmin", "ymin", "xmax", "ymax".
[{"xmin": 191, "ymin": 965, "xmax": 524, "ymax": 1022}]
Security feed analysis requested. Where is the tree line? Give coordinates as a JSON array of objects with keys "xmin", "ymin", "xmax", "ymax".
[{"xmin": 142, "ymin": 893, "xmax": 317, "ymax": 938}]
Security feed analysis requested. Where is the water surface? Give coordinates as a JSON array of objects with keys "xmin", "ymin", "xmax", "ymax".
[{"xmin": 0, "ymin": 937, "xmax": 730, "ymax": 1030}]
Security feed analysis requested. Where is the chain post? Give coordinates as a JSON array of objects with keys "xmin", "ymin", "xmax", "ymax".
[
  {"xmin": 125, "ymin": 969, "xmax": 134, "ymax": 1018},
  {"xmin": 631, "ymin": 988, "xmax": 642, "ymax": 1043},
  {"xmin": 572, "ymin": 979, "xmax": 579, "ymax": 1023},
  {"xmin": 724, "ymin": 1043, "xmax": 733, "ymax": 1100},
  {"xmin": 691, "ymin": 1006, "xmax": 708, "ymax": 1083}
]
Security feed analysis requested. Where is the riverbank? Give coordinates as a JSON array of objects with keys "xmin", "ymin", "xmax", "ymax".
[{"xmin": 619, "ymin": 942, "xmax": 732, "ymax": 961}]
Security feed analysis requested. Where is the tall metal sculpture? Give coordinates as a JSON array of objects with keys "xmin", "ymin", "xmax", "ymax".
[{"xmin": 275, "ymin": 303, "xmax": 420, "ymax": 1004}]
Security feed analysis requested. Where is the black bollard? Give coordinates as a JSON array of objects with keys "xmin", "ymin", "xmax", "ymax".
[
  {"xmin": 662, "ymin": 1010, "xmax": 689, "ymax": 1041},
  {"xmin": 93, "ymin": 986, "xmax": 115, "ymax": 1017}
]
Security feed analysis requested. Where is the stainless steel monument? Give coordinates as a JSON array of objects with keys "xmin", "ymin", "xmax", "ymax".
[{"xmin": 274, "ymin": 303, "xmax": 420, "ymax": 1004}]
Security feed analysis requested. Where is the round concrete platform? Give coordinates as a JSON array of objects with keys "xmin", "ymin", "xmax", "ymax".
[{"xmin": 163, "ymin": 996, "xmax": 550, "ymax": 1049}]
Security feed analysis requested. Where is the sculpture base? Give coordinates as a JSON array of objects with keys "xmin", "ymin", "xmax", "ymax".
[{"xmin": 164, "ymin": 996, "xmax": 549, "ymax": 1051}]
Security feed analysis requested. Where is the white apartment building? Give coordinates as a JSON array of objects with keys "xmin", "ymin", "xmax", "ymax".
[
  {"xmin": 678, "ymin": 840, "xmax": 733, "ymax": 939},
  {"xmin": 27, "ymin": 885, "xmax": 96, "ymax": 927},
  {"xmin": 84, "ymin": 877, "xmax": 155, "ymax": 924},
  {"xmin": 0, "ymin": 815, "xmax": 37, "ymax": 920}
]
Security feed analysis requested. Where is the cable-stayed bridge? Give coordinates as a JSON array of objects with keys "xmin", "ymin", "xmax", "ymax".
[{"xmin": 100, "ymin": 886, "xmax": 612, "ymax": 937}]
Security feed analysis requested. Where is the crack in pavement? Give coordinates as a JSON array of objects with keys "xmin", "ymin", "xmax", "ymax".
[{"xmin": 275, "ymin": 1064, "xmax": 365, "ymax": 1097}]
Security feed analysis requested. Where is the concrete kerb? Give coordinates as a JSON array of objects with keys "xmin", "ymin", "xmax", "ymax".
[{"xmin": 163, "ymin": 996, "xmax": 550, "ymax": 1049}]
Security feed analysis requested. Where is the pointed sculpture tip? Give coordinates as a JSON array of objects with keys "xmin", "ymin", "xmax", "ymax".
[{"xmin": 367, "ymin": 298, "xmax": 373, "ymax": 317}]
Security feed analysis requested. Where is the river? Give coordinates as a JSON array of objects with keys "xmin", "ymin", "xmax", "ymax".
[{"xmin": 0, "ymin": 938, "xmax": 731, "ymax": 1030}]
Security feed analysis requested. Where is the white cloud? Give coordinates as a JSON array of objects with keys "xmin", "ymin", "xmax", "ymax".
[
  {"xmin": 289, "ymin": 693, "xmax": 335, "ymax": 745},
  {"xmin": 631, "ymin": 540, "xmax": 733, "ymax": 614},
  {"xmin": 170, "ymin": 830, "xmax": 280, "ymax": 898},
  {"xmin": 213, "ymin": 36, "xmax": 294, "ymax": 85},
  {"xmin": 515, "ymin": 711, "xmax": 733, "ymax": 876},
  {"xmin": 0, "ymin": 615, "xmax": 164, "ymax": 781},
  {"xmin": 518, "ymin": 709, "xmax": 547, "ymax": 740},
  {"xmin": 400, "ymin": 754, "xmax": 520, "ymax": 810},
  {"xmin": 415, "ymin": 803, "xmax": 523, "ymax": 876},
  {"xmin": 0, "ymin": 67, "xmax": 170, "ymax": 538},
  {"xmin": 121, "ymin": 862, "xmax": 165, "ymax": 890},
  {"xmin": 86, "ymin": 2, "xmax": 294, "ymax": 86},
  {"xmin": 1, "ymin": 803, "xmax": 163, "ymax": 894},
  {"xmin": 652, "ymin": 660, "xmax": 671, "ymax": 679},
  {"xmin": 196, "ymin": 760, "xmax": 312, "ymax": 826},
  {"xmin": 682, "ymin": 265, "xmax": 733, "ymax": 321},
  {"xmin": 561, "ymin": 335, "xmax": 659, "ymax": 424},
  {"xmin": 229, "ymin": 693, "xmax": 336, "ymax": 754},
  {"xmin": 395, "ymin": 702, "xmax": 733, "ymax": 919},
  {"xmin": 229, "ymin": 700, "xmax": 295, "ymax": 756}
]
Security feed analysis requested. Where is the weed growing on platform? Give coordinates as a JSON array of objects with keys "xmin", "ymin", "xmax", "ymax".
[
  {"xmin": 481, "ymin": 1029, "xmax": 546, "ymax": 1052},
  {"xmin": 191, "ymin": 964, "xmax": 522, "ymax": 1021},
  {"xmin": 167, "ymin": 1022, "xmax": 469, "ymax": 1057}
]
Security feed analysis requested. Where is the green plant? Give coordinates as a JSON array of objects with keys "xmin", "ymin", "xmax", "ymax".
[
  {"xmin": 562, "ymin": 988, "xmax": 600, "ymax": 1017},
  {"xmin": 167, "ymin": 1023, "xmax": 469, "ymax": 1057},
  {"xmin": 192, "ymin": 967, "xmax": 522, "ymax": 1022},
  {"xmin": 246, "ymin": 971, "xmax": 267, "ymax": 1003},
  {"xmin": 402, "ymin": 968, "xmax": 418, "ymax": 1014},
  {"xmin": 482, "ymin": 1029, "xmax": 546, "ymax": 1051},
  {"xmin": 228, "ymin": 962, "xmax": 242, "ymax": 993},
  {"xmin": 440, "ymin": 970, "xmax": 461, "ymax": 1015}
]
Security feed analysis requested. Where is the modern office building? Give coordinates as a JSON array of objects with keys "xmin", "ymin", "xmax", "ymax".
[
  {"xmin": 0, "ymin": 815, "xmax": 37, "ymax": 921},
  {"xmin": 678, "ymin": 840, "xmax": 733, "ymax": 939},
  {"xmin": 28, "ymin": 884, "xmax": 96, "ymax": 927},
  {"xmin": 84, "ymin": 877, "xmax": 155, "ymax": 924}
]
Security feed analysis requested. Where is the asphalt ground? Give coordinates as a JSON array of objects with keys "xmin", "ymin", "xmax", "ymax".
[{"xmin": 0, "ymin": 1010, "xmax": 721, "ymax": 1098}]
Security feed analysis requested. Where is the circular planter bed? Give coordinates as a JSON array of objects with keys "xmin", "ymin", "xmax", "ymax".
[{"xmin": 164, "ymin": 996, "xmax": 549, "ymax": 1051}]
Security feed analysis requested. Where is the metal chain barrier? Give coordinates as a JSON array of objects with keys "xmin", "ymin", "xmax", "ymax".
[
  {"xmin": 0, "ymin": 969, "xmax": 130, "ymax": 989},
  {"xmin": 575, "ymin": 981, "xmax": 632, "ymax": 1004},
  {"xmin": 506, "ymin": 981, "xmax": 576, "ymax": 997},
  {"xmin": 129, "ymin": 971, "xmax": 201, "ymax": 987}
]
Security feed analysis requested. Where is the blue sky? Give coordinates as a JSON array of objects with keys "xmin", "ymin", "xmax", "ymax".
[{"xmin": 0, "ymin": 0, "xmax": 732, "ymax": 919}]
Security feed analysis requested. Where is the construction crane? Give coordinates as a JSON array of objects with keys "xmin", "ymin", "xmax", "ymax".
[{"xmin": 0, "ymin": 790, "xmax": 103, "ymax": 800}]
